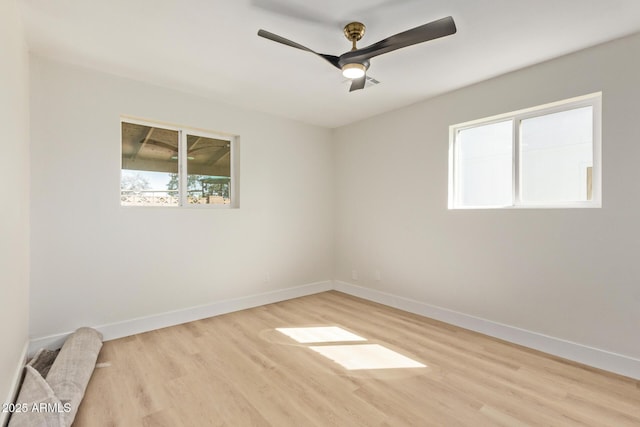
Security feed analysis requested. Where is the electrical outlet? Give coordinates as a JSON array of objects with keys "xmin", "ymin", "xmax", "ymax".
[
  {"xmin": 264, "ymin": 273, "xmax": 271, "ymax": 283},
  {"xmin": 374, "ymin": 270, "xmax": 381, "ymax": 281},
  {"xmin": 351, "ymin": 270, "xmax": 359, "ymax": 280}
]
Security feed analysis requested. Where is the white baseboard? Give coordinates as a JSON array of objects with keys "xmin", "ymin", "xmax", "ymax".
[
  {"xmin": 334, "ymin": 281, "xmax": 640, "ymax": 380},
  {"xmin": 28, "ymin": 281, "xmax": 333, "ymax": 355},
  {"xmin": 1, "ymin": 341, "xmax": 28, "ymax": 427},
  {"xmin": 27, "ymin": 279, "xmax": 640, "ymax": 380}
]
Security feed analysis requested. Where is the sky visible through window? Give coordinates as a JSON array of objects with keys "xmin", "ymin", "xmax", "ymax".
[{"xmin": 121, "ymin": 170, "xmax": 173, "ymax": 193}]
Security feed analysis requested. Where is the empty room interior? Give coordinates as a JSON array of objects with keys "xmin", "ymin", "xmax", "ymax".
[{"xmin": 2, "ymin": 0, "xmax": 640, "ymax": 425}]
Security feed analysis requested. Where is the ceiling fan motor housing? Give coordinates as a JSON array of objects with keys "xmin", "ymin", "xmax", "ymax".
[
  {"xmin": 340, "ymin": 22, "xmax": 369, "ymax": 77},
  {"xmin": 339, "ymin": 58, "xmax": 370, "ymax": 70}
]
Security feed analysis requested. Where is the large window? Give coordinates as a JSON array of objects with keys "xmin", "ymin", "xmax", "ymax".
[
  {"xmin": 449, "ymin": 93, "xmax": 601, "ymax": 209},
  {"xmin": 121, "ymin": 119, "xmax": 237, "ymax": 207}
]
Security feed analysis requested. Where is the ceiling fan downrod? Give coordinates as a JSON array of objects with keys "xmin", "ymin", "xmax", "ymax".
[{"xmin": 343, "ymin": 22, "xmax": 366, "ymax": 51}]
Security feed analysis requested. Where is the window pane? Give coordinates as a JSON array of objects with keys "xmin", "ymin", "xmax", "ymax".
[
  {"xmin": 455, "ymin": 120, "xmax": 513, "ymax": 207},
  {"xmin": 121, "ymin": 122, "xmax": 179, "ymax": 206},
  {"xmin": 520, "ymin": 106, "xmax": 593, "ymax": 203},
  {"xmin": 186, "ymin": 135, "xmax": 231, "ymax": 205}
]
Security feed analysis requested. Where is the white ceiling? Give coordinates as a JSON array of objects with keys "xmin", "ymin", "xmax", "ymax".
[{"xmin": 18, "ymin": 0, "xmax": 640, "ymax": 128}]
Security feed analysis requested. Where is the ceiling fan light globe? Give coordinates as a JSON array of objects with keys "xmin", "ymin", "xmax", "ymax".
[{"xmin": 342, "ymin": 63, "xmax": 366, "ymax": 79}]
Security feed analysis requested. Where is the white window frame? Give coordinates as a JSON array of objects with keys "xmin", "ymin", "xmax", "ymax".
[
  {"xmin": 120, "ymin": 116, "xmax": 239, "ymax": 208},
  {"xmin": 448, "ymin": 93, "xmax": 602, "ymax": 209}
]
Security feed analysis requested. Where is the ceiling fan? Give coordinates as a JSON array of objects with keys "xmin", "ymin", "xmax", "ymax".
[{"xmin": 258, "ymin": 16, "xmax": 456, "ymax": 92}]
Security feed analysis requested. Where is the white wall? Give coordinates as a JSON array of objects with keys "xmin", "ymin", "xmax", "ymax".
[
  {"xmin": 334, "ymin": 33, "xmax": 640, "ymax": 360},
  {"xmin": 29, "ymin": 56, "xmax": 333, "ymax": 339},
  {"xmin": 23, "ymin": 19, "xmax": 640, "ymax": 377},
  {"xmin": 0, "ymin": 0, "xmax": 30, "ymax": 417}
]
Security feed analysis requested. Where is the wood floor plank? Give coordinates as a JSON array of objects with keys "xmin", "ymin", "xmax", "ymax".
[{"xmin": 73, "ymin": 291, "xmax": 640, "ymax": 426}]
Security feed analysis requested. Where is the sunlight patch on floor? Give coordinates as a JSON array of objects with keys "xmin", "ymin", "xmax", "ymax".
[
  {"xmin": 309, "ymin": 344, "xmax": 427, "ymax": 370},
  {"xmin": 276, "ymin": 326, "xmax": 366, "ymax": 343}
]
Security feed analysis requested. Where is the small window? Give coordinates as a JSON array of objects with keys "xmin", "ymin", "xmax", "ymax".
[
  {"xmin": 449, "ymin": 93, "xmax": 601, "ymax": 209},
  {"xmin": 120, "ymin": 119, "xmax": 237, "ymax": 207}
]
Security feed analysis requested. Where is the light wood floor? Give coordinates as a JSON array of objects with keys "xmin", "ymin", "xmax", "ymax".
[{"xmin": 73, "ymin": 291, "xmax": 640, "ymax": 426}]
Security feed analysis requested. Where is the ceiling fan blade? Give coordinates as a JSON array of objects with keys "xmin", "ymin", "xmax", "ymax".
[
  {"xmin": 349, "ymin": 76, "xmax": 367, "ymax": 92},
  {"xmin": 258, "ymin": 29, "xmax": 340, "ymax": 69},
  {"xmin": 340, "ymin": 16, "xmax": 456, "ymax": 64}
]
